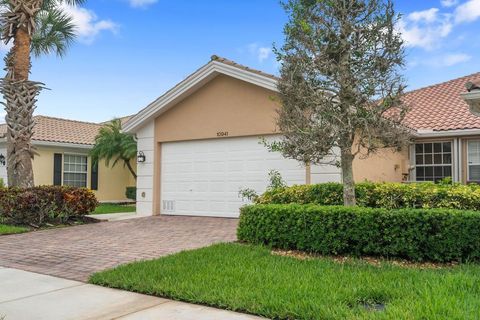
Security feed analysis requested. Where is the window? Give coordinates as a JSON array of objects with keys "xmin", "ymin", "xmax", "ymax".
[
  {"xmin": 63, "ymin": 154, "xmax": 88, "ymax": 187},
  {"xmin": 468, "ymin": 140, "xmax": 480, "ymax": 182},
  {"xmin": 415, "ymin": 142, "xmax": 452, "ymax": 182}
]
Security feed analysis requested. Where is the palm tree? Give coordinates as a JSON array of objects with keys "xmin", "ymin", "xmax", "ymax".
[
  {"xmin": 90, "ymin": 119, "xmax": 137, "ymax": 179},
  {"xmin": 0, "ymin": 0, "xmax": 84, "ymax": 187}
]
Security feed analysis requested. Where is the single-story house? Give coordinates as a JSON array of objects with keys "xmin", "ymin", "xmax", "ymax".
[
  {"xmin": 0, "ymin": 115, "xmax": 136, "ymax": 202},
  {"xmin": 124, "ymin": 55, "xmax": 480, "ymax": 218},
  {"xmin": 124, "ymin": 56, "xmax": 409, "ymax": 217}
]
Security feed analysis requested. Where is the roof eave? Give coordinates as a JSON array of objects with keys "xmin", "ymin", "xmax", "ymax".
[
  {"xmin": 414, "ymin": 128, "xmax": 480, "ymax": 138},
  {"xmin": 0, "ymin": 138, "xmax": 93, "ymax": 149}
]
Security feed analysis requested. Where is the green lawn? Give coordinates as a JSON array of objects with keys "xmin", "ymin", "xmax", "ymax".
[
  {"xmin": 93, "ymin": 203, "xmax": 136, "ymax": 214},
  {"xmin": 90, "ymin": 243, "xmax": 480, "ymax": 319},
  {"xmin": 0, "ymin": 224, "xmax": 29, "ymax": 235}
]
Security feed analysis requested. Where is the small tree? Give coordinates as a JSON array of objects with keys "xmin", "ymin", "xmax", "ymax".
[
  {"xmin": 274, "ymin": 0, "xmax": 410, "ymax": 206},
  {"xmin": 90, "ymin": 119, "xmax": 137, "ymax": 179}
]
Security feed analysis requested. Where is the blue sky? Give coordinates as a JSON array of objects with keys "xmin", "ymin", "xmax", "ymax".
[{"xmin": 4, "ymin": 0, "xmax": 480, "ymax": 122}]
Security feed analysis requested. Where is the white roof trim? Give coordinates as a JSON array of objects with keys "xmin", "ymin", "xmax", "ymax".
[
  {"xmin": 0, "ymin": 138, "xmax": 93, "ymax": 149},
  {"xmin": 123, "ymin": 60, "xmax": 278, "ymax": 133},
  {"xmin": 415, "ymin": 128, "xmax": 480, "ymax": 138}
]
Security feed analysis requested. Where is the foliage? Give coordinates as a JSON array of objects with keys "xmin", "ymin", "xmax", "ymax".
[
  {"xmin": 256, "ymin": 182, "xmax": 480, "ymax": 210},
  {"xmin": 90, "ymin": 119, "xmax": 137, "ymax": 179},
  {"xmin": 93, "ymin": 203, "xmax": 136, "ymax": 215},
  {"xmin": 238, "ymin": 169, "xmax": 288, "ymax": 202},
  {"xmin": 0, "ymin": 186, "xmax": 98, "ymax": 226},
  {"xmin": 238, "ymin": 204, "xmax": 480, "ymax": 262},
  {"xmin": 274, "ymin": 0, "xmax": 410, "ymax": 205},
  {"xmin": 91, "ymin": 242, "xmax": 480, "ymax": 319},
  {"xmin": 238, "ymin": 187, "xmax": 259, "ymax": 202},
  {"xmin": 125, "ymin": 186, "xmax": 137, "ymax": 201},
  {"xmin": 267, "ymin": 169, "xmax": 286, "ymax": 190}
]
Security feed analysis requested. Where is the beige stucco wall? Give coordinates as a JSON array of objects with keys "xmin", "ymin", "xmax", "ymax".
[
  {"xmin": 32, "ymin": 145, "xmax": 135, "ymax": 202},
  {"xmin": 155, "ymin": 74, "xmax": 280, "ymax": 142},
  {"xmin": 353, "ymin": 148, "xmax": 409, "ymax": 183}
]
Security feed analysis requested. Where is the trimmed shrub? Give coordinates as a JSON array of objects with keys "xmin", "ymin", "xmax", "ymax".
[
  {"xmin": 256, "ymin": 182, "xmax": 480, "ymax": 210},
  {"xmin": 238, "ymin": 204, "xmax": 480, "ymax": 262},
  {"xmin": 125, "ymin": 186, "xmax": 136, "ymax": 201},
  {"xmin": 0, "ymin": 186, "xmax": 98, "ymax": 226}
]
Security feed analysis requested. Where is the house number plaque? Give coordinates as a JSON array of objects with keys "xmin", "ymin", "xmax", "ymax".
[{"xmin": 217, "ymin": 131, "xmax": 229, "ymax": 137}]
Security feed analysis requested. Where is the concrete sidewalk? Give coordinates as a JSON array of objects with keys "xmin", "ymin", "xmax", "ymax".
[
  {"xmin": 87, "ymin": 211, "xmax": 149, "ymax": 222},
  {"xmin": 0, "ymin": 267, "xmax": 264, "ymax": 320}
]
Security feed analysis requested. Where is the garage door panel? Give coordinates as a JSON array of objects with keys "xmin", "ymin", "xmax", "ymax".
[{"xmin": 161, "ymin": 136, "xmax": 332, "ymax": 217}]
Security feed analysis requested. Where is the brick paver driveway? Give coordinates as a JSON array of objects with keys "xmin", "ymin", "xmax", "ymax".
[{"xmin": 0, "ymin": 216, "xmax": 238, "ymax": 282}]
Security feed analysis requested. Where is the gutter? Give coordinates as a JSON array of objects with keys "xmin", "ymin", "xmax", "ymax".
[{"xmin": 414, "ymin": 128, "xmax": 480, "ymax": 138}]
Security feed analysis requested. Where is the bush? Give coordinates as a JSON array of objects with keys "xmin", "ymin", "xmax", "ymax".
[
  {"xmin": 256, "ymin": 182, "xmax": 480, "ymax": 210},
  {"xmin": 125, "ymin": 186, "xmax": 136, "ymax": 201},
  {"xmin": 0, "ymin": 186, "xmax": 98, "ymax": 226},
  {"xmin": 238, "ymin": 204, "xmax": 480, "ymax": 262}
]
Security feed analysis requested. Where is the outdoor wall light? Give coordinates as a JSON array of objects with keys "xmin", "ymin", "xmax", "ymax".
[
  {"xmin": 0, "ymin": 154, "xmax": 5, "ymax": 166},
  {"xmin": 137, "ymin": 151, "xmax": 146, "ymax": 163}
]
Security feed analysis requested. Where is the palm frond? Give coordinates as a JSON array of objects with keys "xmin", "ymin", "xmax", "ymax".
[
  {"xmin": 41, "ymin": 0, "xmax": 87, "ymax": 11},
  {"xmin": 31, "ymin": 8, "xmax": 76, "ymax": 57},
  {"xmin": 90, "ymin": 119, "xmax": 138, "ymax": 172}
]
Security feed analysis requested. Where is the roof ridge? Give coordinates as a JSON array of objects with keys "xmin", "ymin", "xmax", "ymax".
[
  {"xmin": 34, "ymin": 115, "xmax": 102, "ymax": 126},
  {"xmin": 210, "ymin": 54, "xmax": 278, "ymax": 80},
  {"xmin": 405, "ymin": 71, "xmax": 480, "ymax": 95}
]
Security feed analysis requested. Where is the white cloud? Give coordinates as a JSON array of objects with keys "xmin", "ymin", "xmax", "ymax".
[
  {"xmin": 398, "ymin": 9, "xmax": 452, "ymax": 50},
  {"xmin": 258, "ymin": 47, "xmax": 272, "ymax": 62},
  {"xmin": 129, "ymin": 0, "xmax": 158, "ymax": 8},
  {"xmin": 425, "ymin": 53, "xmax": 472, "ymax": 67},
  {"xmin": 60, "ymin": 4, "xmax": 118, "ymax": 44},
  {"xmin": 454, "ymin": 0, "xmax": 480, "ymax": 23},
  {"xmin": 441, "ymin": 0, "xmax": 459, "ymax": 7},
  {"xmin": 441, "ymin": 53, "xmax": 472, "ymax": 66},
  {"xmin": 408, "ymin": 8, "xmax": 439, "ymax": 23},
  {"xmin": 247, "ymin": 43, "xmax": 272, "ymax": 62}
]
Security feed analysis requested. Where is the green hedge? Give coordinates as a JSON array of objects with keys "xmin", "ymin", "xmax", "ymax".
[
  {"xmin": 0, "ymin": 186, "xmax": 98, "ymax": 226},
  {"xmin": 238, "ymin": 204, "xmax": 480, "ymax": 262},
  {"xmin": 125, "ymin": 186, "xmax": 136, "ymax": 201},
  {"xmin": 256, "ymin": 182, "xmax": 480, "ymax": 210}
]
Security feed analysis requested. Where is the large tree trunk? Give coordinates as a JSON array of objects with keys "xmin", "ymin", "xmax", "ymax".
[
  {"xmin": 5, "ymin": 27, "xmax": 35, "ymax": 188},
  {"xmin": 340, "ymin": 148, "xmax": 356, "ymax": 206}
]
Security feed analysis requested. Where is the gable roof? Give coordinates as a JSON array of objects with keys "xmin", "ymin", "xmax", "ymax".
[
  {"xmin": 124, "ymin": 54, "xmax": 480, "ymax": 135},
  {"xmin": 123, "ymin": 55, "xmax": 278, "ymax": 133},
  {"xmin": 0, "ymin": 116, "xmax": 102, "ymax": 146},
  {"xmin": 402, "ymin": 72, "xmax": 480, "ymax": 132}
]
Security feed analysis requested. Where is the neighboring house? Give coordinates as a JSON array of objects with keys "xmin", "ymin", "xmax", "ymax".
[
  {"xmin": 0, "ymin": 115, "xmax": 136, "ymax": 202},
  {"xmin": 123, "ymin": 56, "xmax": 406, "ymax": 217},
  {"xmin": 401, "ymin": 73, "xmax": 480, "ymax": 184}
]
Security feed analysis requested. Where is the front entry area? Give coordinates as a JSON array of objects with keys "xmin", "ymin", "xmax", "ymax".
[{"xmin": 160, "ymin": 136, "xmax": 308, "ymax": 218}]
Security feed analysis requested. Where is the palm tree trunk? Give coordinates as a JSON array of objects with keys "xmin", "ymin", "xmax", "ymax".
[
  {"xmin": 125, "ymin": 160, "xmax": 137, "ymax": 180},
  {"xmin": 5, "ymin": 27, "xmax": 35, "ymax": 187}
]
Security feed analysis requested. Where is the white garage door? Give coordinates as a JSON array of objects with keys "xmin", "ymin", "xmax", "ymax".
[{"xmin": 161, "ymin": 136, "xmax": 307, "ymax": 218}]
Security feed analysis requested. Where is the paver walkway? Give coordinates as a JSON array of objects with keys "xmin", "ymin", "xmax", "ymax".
[
  {"xmin": 0, "ymin": 216, "xmax": 238, "ymax": 281},
  {"xmin": 0, "ymin": 267, "xmax": 263, "ymax": 320}
]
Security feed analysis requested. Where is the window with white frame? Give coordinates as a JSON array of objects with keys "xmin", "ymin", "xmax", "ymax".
[
  {"xmin": 468, "ymin": 140, "xmax": 480, "ymax": 182},
  {"xmin": 63, "ymin": 154, "xmax": 88, "ymax": 187},
  {"xmin": 415, "ymin": 142, "xmax": 452, "ymax": 182}
]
